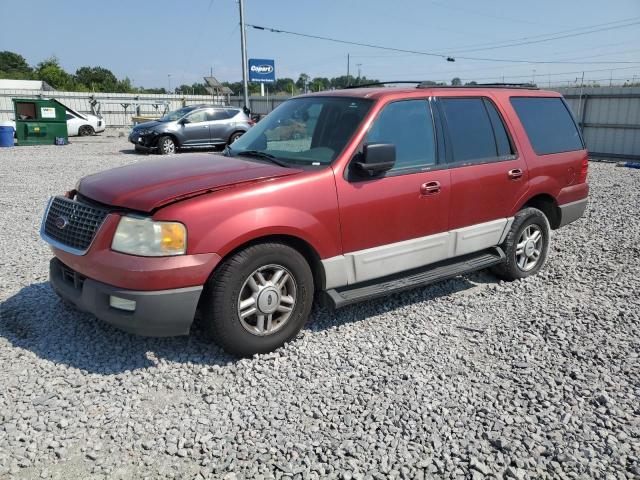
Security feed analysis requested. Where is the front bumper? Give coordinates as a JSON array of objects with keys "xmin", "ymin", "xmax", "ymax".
[
  {"xmin": 49, "ymin": 257, "xmax": 202, "ymax": 337},
  {"xmin": 129, "ymin": 132, "xmax": 157, "ymax": 151}
]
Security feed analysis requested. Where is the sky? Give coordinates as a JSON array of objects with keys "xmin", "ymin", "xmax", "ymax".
[{"xmin": 2, "ymin": 0, "xmax": 639, "ymax": 89}]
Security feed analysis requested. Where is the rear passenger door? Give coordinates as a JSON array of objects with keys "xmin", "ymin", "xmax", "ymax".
[
  {"xmin": 208, "ymin": 109, "xmax": 233, "ymax": 144},
  {"xmin": 437, "ymin": 96, "xmax": 529, "ymax": 236}
]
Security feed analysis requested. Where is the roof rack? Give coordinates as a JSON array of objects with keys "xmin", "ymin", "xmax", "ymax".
[
  {"xmin": 418, "ymin": 82, "xmax": 538, "ymax": 89},
  {"xmin": 342, "ymin": 81, "xmax": 539, "ymax": 90},
  {"xmin": 343, "ymin": 81, "xmax": 422, "ymax": 89}
]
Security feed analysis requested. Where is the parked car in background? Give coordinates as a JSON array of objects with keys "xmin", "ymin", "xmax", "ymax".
[
  {"xmin": 5, "ymin": 105, "xmax": 106, "ymax": 137},
  {"xmin": 129, "ymin": 105, "xmax": 253, "ymax": 154},
  {"xmin": 41, "ymin": 85, "xmax": 588, "ymax": 356},
  {"xmin": 65, "ymin": 108, "xmax": 106, "ymax": 136}
]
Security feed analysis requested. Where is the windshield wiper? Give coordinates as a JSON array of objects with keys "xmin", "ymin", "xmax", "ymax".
[{"xmin": 235, "ymin": 150, "xmax": 290, "ymax": 168}]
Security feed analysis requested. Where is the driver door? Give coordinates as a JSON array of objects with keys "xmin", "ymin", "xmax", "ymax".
[
  {"xmin": 181, "ymin": 109, "xmax": 211, "ymax": 146},
  {"xmin": 335, "ymin": 99, "xmax": 451, "ymax": 284}
]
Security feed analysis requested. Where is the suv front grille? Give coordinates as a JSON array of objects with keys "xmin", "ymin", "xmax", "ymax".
[{"xmin": 43, "ymin": 196, "xmax": 110, "ymax": 253}]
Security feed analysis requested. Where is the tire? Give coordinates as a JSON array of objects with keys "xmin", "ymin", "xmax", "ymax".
[
  {"xmin": 491, "ymin": 207, "xmax": 551, "ymax": 281},
  {"xmin": 201, "ymin": 242, "xmax": 314, "ymax": 357},
  {"xmin": 228, "ymin": 131, "xmax": 244, "ymax": 145},
  {"xmin": 157, "ymin": 135, "xmax": 177, "ymax": 154},
  {"xmin": 78, "ymin": 125, "xmax": 95, "ymax": 136}
]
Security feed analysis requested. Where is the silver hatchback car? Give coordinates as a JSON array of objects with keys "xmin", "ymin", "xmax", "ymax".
[{"xmin": 129, "ymin": 105, "xmax": 253, "ymax": 154}]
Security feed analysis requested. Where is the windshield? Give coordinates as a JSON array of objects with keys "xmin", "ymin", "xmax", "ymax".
[
  {"xmin": 228, "ymin": 96, "xmax": 373, "ymax": 165},
  {"xmin": 159, "ymin": 106, "xmax": 198, "ymax": 122}
]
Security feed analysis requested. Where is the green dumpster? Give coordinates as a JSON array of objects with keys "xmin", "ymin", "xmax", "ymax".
[{"xmin": 13, "ymin": 98, "xmax": 68, "ymax": 146}]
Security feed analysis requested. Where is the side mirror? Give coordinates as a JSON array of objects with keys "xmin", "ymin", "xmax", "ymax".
[
  {"xmin": 353, "ymin": 143, "xmax": 396, "ymax": 177},
  {"xmin": 180, "ymin": 117, "xmax": 191, "ymax": 125}
]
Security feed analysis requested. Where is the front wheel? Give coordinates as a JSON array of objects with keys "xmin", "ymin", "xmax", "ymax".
[
  {"xmin": 492, "ymin": 207, "xmax": 550, "ymax": 281},
  {"xmin": 201, "ymin": 242, "xmax": 314, "ymax": 356},
  {"xmin": 157, "ymin": 135, "xmax": 177, "ymax": 154}
]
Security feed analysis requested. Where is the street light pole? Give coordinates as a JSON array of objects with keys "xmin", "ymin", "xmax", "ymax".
[{"xmin": 238, "ymin": 0, "xmax": 250, "ymax": 112}]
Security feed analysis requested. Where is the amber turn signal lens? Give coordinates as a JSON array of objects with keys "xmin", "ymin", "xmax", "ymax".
[{"xmin": 160, "ymin": 223, "xmax": 186, "ymax": 253}]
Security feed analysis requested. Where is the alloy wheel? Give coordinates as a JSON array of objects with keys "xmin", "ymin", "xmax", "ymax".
[
  {"xmin": 162, "ymin": 138, "xmax": 176, "ymax": 154},
  {"xmin": 237, "ymin": 264, "xmax": 297, "ymax": 336},
  {"xmin": 515, "ymin": 224, "xmax": 543, "ymax": 271}
]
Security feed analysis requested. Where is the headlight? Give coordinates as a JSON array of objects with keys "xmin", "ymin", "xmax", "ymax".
[
  {"xmin": 133, "ymin": 128, "xmax": 152, "ymax": 136},
  {"xmin": 112, "ymin": 216, "xmax": 186, "ymax": 256}
]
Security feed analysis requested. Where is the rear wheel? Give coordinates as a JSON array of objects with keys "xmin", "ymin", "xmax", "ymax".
[
  {"xmin": 78, "ymin": 125, "xmax": 94, "ymax": 136},
  {"xmin": 157, "ymin": 135, "xmax": 177, "ymax": 154},
  {"xmin": 492, "ymin": 207, "xmax": 550, "ymax": 281},
  {"xmin": 201, "ymin": 242, "xmax": 314, "ymax": 357}
]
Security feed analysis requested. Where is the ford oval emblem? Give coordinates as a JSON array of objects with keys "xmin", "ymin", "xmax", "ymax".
[{"xmin": 55, "ymin": 215, "xmax": 69, "ymax": 229}]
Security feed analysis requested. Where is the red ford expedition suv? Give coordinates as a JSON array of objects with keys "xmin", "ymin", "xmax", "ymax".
[{"xmin": 41, "ymin": 85, "xmax": 588, "ymax": 356}]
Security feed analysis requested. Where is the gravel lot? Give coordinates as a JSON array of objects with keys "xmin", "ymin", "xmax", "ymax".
[{"xmin": 0, "ymin": 136, "xmax": 638, "ymax": 479}]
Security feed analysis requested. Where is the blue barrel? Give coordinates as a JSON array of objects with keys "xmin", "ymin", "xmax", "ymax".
[{"xmin": 0, "ymin": 125, "xmax": 14, "ymax": 147}]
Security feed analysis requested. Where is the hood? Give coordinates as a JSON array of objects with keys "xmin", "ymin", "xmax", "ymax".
[
  {"xmin": 133, "ymin": 120, "xmax": 163, "ymax": 130},
  {"xmin": 78, "ymin": 153, "xmax": 302, "ymax": 212}
]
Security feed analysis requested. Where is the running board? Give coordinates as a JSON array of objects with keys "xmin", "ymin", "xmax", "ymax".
[{"xmin": 325, "ymin": 247, "xmax": 505, "ymax": 309}]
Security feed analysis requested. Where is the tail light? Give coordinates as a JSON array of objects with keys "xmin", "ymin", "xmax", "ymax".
[
  {"xmin": 578, "ymin": 155, "xmax": 589, "ymax": 183},
  {"xmin": 248, "ymin": 118, "xmax": 256, "ymax": 126}
]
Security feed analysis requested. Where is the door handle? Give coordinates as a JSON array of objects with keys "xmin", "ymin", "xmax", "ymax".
[
  {"xmin": 420, "ymin": 181, "xmax": 441, "ymax": 195},
  {"xmin": 508, "ymin": 168, "xmax": 524, "ymax": 180}
]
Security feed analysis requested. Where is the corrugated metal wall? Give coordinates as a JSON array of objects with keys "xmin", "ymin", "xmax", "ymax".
[{"xmin": 557, "ymin": 87, "xmax": 640, "ymax": 160}]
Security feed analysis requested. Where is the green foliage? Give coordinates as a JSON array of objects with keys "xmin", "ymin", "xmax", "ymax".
[
  {"xmin": 0, "ymin": 51, "xmax": 33, "ymax": 78},
  {"xmin": 75, "ymin": 66, "xmax": 118, "ymax": 92},
  {"xmin": 174, "ymin": 82, "xmax": 209, "ymax": 95},
  {"xmin": 36, "ymin": 57, "xmax": 76, "ymax": 90},
  {"xmin": 451, "ymin": 77, "xmax": 462, "ymax": 86}
]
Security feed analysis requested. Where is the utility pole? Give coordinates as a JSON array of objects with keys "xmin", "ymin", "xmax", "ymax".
[
  {"xmin": 238, "ymin": 0, "xmax": 249, "ymax": 112},
  {"xmin": 577, "ymin": 71, "xmax": 585, "ymax": 128},
  {"xmin": 346, "ymin": 54, "xmax": 350, "ymax": 86},
  {"xmin": 168, "ymin": 74, "xmax": 171, "ymax": 94}
]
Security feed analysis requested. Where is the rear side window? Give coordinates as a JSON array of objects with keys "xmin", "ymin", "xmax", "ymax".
[
  {"xmin": 366, "ymin": 99, "xmax": 436, "ymax": 171},
  {"xmin": 208, "ymin": 109, "xmax": 230, "ymax": 121},
  {"xmin": 483, "ymin": 99, "xmax": 513, "ymax": 157},
  {"xmin": 510, "ymin": 97, "xmax": 583, "ymax": 155},
  {"xmin": 440, "ymin": 98, "xmax": 498, "ymax": 162}
]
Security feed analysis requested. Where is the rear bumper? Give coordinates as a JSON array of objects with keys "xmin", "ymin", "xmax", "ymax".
[
  {"xmin": 49, "ymin": 257, "xmax": 202, "ymax": 336},
  {"xmin": 558, "ymin": 198, "xmax": 588, "ymax": 228}
]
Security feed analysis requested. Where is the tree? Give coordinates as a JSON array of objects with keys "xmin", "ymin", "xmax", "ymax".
[
  {"xmin": 75, "ymin": 66, "xmax": 119, "ymax": 92},
  {"xmin": 0, "ymin": 51, "xmax": 33, "ymax": 78},
  {"xmin": 274, "ymin": 78, "xmax": 296, "ymax": 94},
  {"xmin": 310, "ymin": 77, "xmax": 330, "ymax": 92},
  {"xmin": 295, "ymin": 73, "xmax": 310, "ymax": 92},
  {"xmin": 36, "ymin": 57, "xmax": 75, "ymax": 90},
  {"xmin": 451, "ymin": 77, "xmax": 462, "ymax": 86},
  {"xmin": 329, "ymin": 75, "xmax": 352, "ymax": 89}
]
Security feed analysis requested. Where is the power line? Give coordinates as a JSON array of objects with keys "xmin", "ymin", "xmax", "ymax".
[
  {"xmin": 446, "ymin": 20, "xmax": 640, "ymax": 54},
  {"xmin": 441, "ymin": 16, "xmax": 640, "ymax": 53},
  {"xmin": 248, "ymin": 24, "xmax": 640, "ymax": 65},
  {"xmin": 378, "ymin": 65, "xmax": 640, "ymax": 84}
]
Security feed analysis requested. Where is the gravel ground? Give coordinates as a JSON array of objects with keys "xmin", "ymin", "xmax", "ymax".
[{"xmin": 0, "ymin": 136, "xmax": 638, "ymax": 479}]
